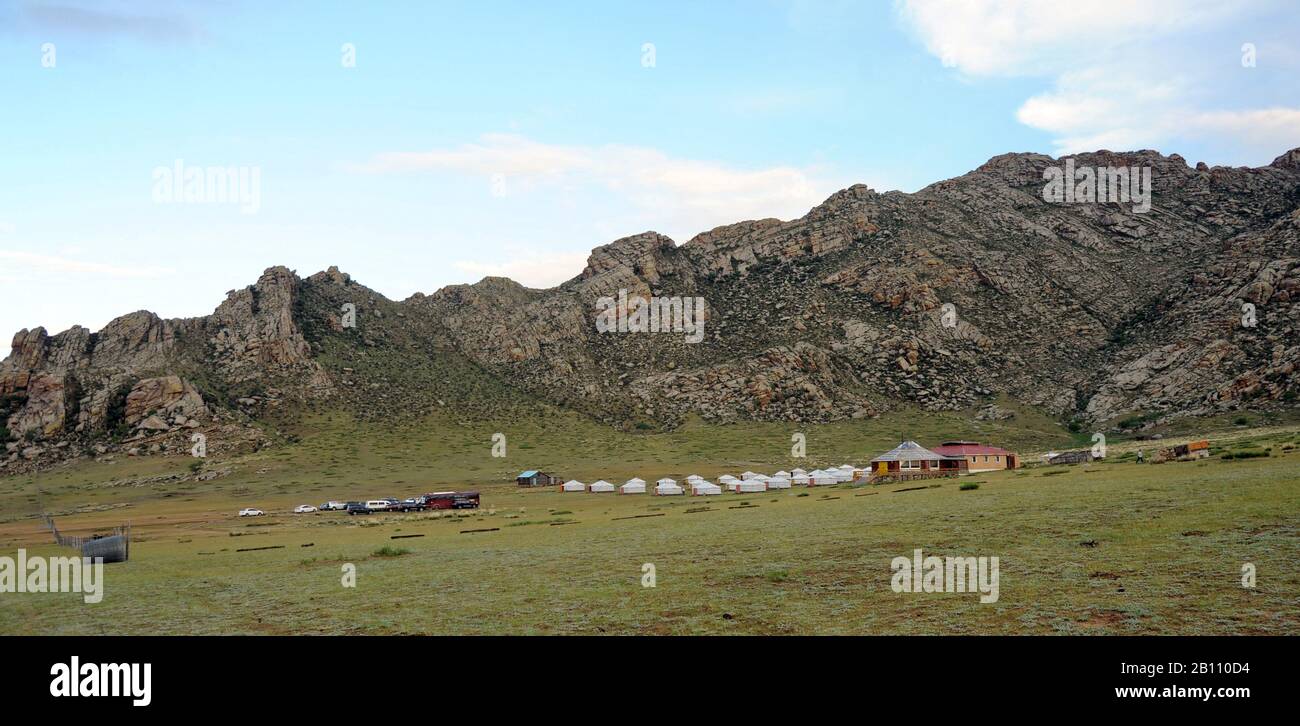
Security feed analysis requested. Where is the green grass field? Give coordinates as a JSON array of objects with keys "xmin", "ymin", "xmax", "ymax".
[{"xmin": 2, "ymin": 406, "xmax": 1298, "ymax": 635}]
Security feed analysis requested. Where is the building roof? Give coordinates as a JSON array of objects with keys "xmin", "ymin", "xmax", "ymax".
[
  {"xmin": 870, "ymin": 440, "xmax": 944, "ymax": 462},
  {"xmin": 932, "ymin": 442, "xmax": 1014, "ymax": 457},
  {"xmin": 518, "ymin": 470, "xmax": 539, "ymax": 478}
]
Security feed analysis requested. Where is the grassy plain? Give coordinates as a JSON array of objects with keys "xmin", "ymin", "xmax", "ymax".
[{"xmin": 1, "ymin": 406, "xmax": 1297, "ymax": 635}]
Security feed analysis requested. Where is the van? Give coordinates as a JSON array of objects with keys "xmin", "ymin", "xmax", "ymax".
[{"xmin": 365, "ymin": 499, "xmax": 391, "ymax": 511}]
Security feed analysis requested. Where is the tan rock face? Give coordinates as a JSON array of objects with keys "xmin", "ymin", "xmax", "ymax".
[
  {"xmin": 4, "ymin": 373, "xmax": 67, "ymax": 436},
  {"xmin": 8, "ymin": 328, "xmax": 51, "ymax": 370},
  {"xmin": 210, "ymin": 266, "xmax": 317, "ymax": 374},
  {"xmin": 124, "ymin": 376, "xmax": 207, "ymax": 425}
]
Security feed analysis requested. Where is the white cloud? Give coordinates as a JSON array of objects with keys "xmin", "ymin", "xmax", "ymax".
[
  {"xmin": 453, "ymin": 250, "xmax": 591, "ymax": 289},
  {"xmin": 897, "ymin": 0, "xmax": 1239, "ymax": 77},
  {"xmin": 1188, "ymin": 108, "xmax": 1300, "ymax": 146},
  {"xmin": 898, "ymin": 0, "xmax": 1300, "ymax": 156},
  {"xmin": 0, "ymin": 251, "xmax": 175, "ymax": 278},
  {"xmin": 354, "ymin": 133, "xmax": 848, "ymax": 239}
]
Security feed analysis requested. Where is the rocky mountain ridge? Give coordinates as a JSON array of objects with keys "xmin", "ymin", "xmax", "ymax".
[{"xmin": 4, "ymin": 147, "xmax": 1298, "ymax": 471}]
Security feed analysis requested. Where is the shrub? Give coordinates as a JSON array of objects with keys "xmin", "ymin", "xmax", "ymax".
[
  {"xmin": 1233, "ymin": 416, "xmax": 1250, "ymax": 426},
  {"xmin": 103, "ymin": 383, "xmax": 134, "ymax": 438},
  {"xmin": 765, "ymin": 569, "xmax": 790, "ymax": 583},
  {"xmin": 1221, "ymin": 449, "xmax": 1269, "ymax": 460},
  {"xmin": 371, "ymin": 545, "xmax": 410, "ymax": 558},
  {"xmin": 1117, "ymin": 412, "xmax": 1159, "ymax": 430},
  {"xmin": 960, "ymin": 482, "xmax": 980, "ymax": 491}
]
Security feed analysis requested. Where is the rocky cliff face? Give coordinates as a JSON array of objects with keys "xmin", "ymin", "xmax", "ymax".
[
  {"xmin": 4, "ymin": 147, "xmax": 1299, "ymax": 470},
  {"xmin": 0, "ymin": 266, "xmax": 328, "ymax": 469}
]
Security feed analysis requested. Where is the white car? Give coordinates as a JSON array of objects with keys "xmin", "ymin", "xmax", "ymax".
[
  {"xmin": 238, "ymin": 508, "xmax": 264, "ymax": 517},
  {"xmin": 293, "ymin": 504, "xmax": 318, "ymax": 514}
]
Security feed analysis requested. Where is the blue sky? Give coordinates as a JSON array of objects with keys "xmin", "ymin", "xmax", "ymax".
[{"xmin": 1, "ymin": 0, "xmax": 1297, "ymax": 339}]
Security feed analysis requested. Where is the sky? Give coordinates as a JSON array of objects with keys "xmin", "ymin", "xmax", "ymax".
[{"xmin": 0, "ymin": 0, "xmax": 1297, "ymax": 340}]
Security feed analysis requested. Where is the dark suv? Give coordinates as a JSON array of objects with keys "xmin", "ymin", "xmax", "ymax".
[
  {"xmin": 397, "ymin": 497, "xmax": 427, "ymax": 512},
  {"xmin": 345, "ymin": 501, "xmax": 371, "ymax": 515}
]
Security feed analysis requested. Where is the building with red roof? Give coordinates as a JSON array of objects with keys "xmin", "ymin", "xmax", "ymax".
[{"xmin": 929, "ymin": 441, "xmax": 1019, "ymax": 473}]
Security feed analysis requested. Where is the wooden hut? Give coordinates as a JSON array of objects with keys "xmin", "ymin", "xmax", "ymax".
[{"xmin": 516, "ymin": 470, "xmax": 559, "ymax": 487}]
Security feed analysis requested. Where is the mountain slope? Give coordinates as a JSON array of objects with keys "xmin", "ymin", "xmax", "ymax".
[{"xmin": 4, "ymin": 147, "xmax": 1299, "ymax": 471}]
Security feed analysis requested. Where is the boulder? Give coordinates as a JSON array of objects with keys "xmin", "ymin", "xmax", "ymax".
[
  {"xmin": 137, "ymin": 415, "xmax": 169, "ymax": 431},
  {"xmin": 124, "ymin": 376, "xmax": 207, "ymax": 425}
]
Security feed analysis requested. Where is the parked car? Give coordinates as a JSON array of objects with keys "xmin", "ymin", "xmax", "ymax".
[
  {"xmin": 345, "ymin": 502, "xmax": 371, "ymax": 515},
  {"xmin": 320, "ymin": 501, "xmax": 347, "ymax": 511},
  {"xmin": 452, "ymin": 491, "xmax": 481, "ymax": 509},
  {"xmin": 238, "ymin": 508, "xmax": 264, "ymax": 517},
  {"xmin": 397, "ymin": 497, "xmax": 426, "ymax": 512},
  {"xmin": 364, "ymin": 499, "xmax": 391, "ymax": 511},
  {"xmin": 293, "ymin": 504, "xmax": 318, "ymax": 513}
]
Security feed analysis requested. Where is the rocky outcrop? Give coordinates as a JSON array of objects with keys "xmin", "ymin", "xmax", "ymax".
[
  {"xmin": 123, "ymin": 376, "xmax": 208, "ymax": 426},
  {"xmin": 209, "ymin": 266, "xmax": 323, "ymax": 381},
  {"xmin": 2, "ymin": 372, "xmax": 67, "ymax": 436}
]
